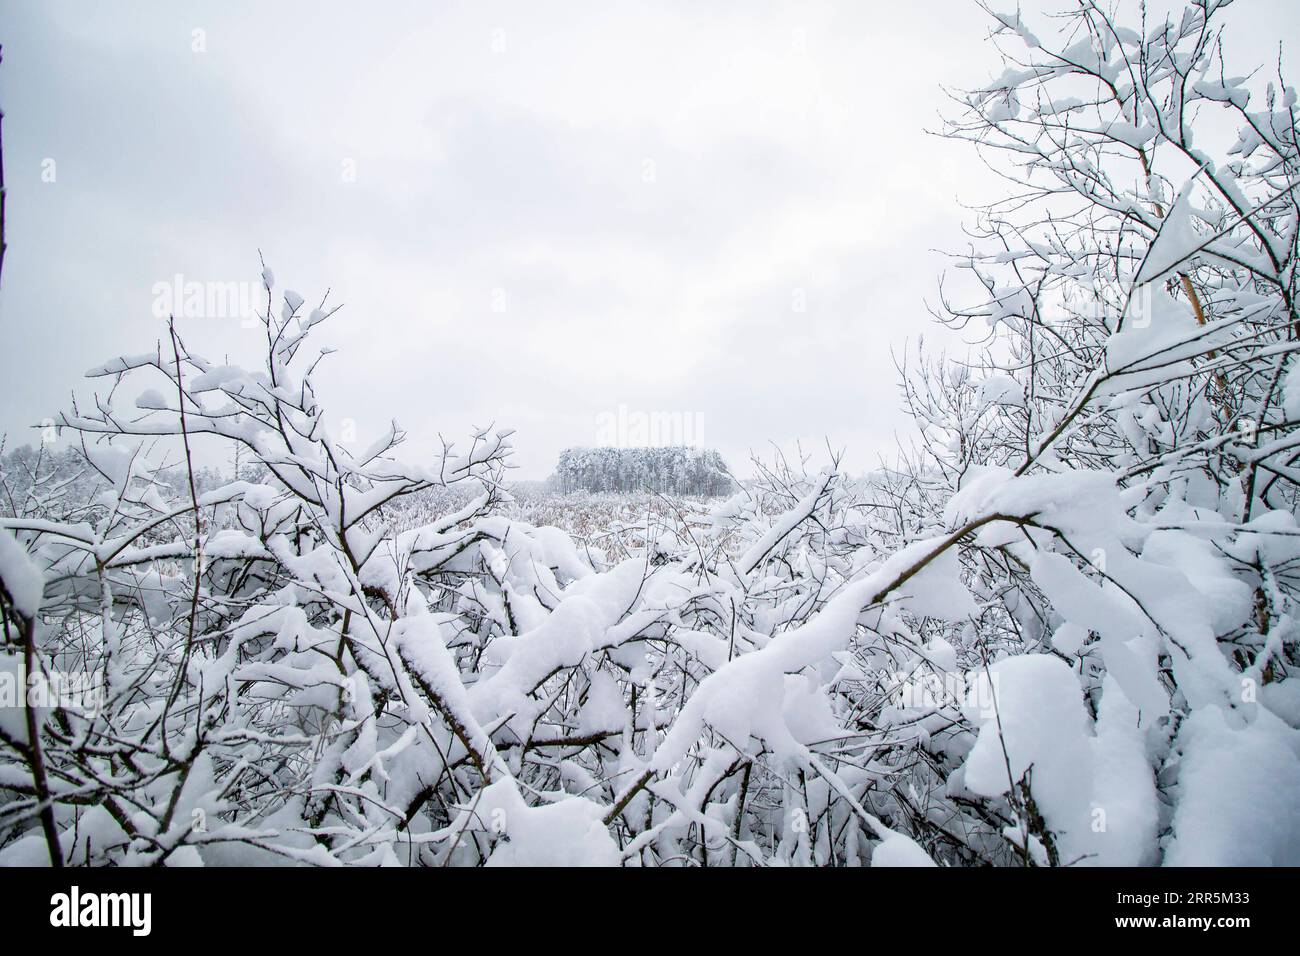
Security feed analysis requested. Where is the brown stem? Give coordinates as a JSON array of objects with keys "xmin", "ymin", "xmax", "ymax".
[{"xmin": 1, "ymin": 581, "xmax": 63, "ymax": 866}]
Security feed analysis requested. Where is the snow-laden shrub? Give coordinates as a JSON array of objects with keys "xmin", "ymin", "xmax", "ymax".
[{"xmin": 2, "ymin": 1, "xmax": 1299, "ymax": 866}]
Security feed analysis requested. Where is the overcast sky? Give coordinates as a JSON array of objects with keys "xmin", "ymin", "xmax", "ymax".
[{"xmin": 2, "ymin": 1, "xmax": 1297, "ymax": 478}]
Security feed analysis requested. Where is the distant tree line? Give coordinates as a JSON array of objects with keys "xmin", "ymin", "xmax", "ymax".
[
  {"xmin": 551, "ymin": 446, "xmax": 733, "ymax": 496},
  {"xmin": 1, "ymin": 441, "xmax": 268, "ymax": 518}
]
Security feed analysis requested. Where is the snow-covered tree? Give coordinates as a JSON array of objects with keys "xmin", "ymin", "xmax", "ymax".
[
  {"xmin": 552, "ymin": 446, "xmax": 733, "ymax": 497},
  {"xmin": 2, "ymin": 1, "xmax": 1299, "ymax": 867}
]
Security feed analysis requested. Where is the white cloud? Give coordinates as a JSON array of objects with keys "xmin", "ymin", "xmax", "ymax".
[{"xmin": 2, "ymin": 0, "xmax": 1297, "ymax": 476}]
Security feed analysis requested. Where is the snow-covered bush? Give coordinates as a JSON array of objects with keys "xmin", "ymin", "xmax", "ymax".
[{"xmin": 2, "ymin": 0, "xmax": 1298, "ymax": 866}]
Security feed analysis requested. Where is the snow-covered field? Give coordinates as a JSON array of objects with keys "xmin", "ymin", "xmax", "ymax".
[{"xmin": 2, "ymin": 0, "xmax": 1300, "ymax": 869}]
